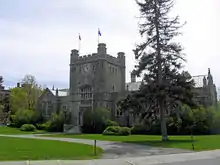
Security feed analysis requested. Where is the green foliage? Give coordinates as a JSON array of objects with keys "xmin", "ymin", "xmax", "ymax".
[
  {"xmin": 46, "ymin": 112, "xmax": 65, "ymax": 132},
  {"xmin": 36, "ymin": 123, "xmax": 49, "ymax": 131},
  {"xmin": 130, "ymin": 0, "xmax": 196, "ymax": 140},
  {"xmin": 20, "ymin": 124, "xmax": 36, "ymax": 132},
  {"xmin": 82, "ymin": 107, "xmax": 111, "ymax": 133},
  {"xmin": 165, "ymin": 105, "xmax": 220, "ymax": 135},
  {"xmin": 9, "ymin": 75, "xmax": 43, "ymax": 114},
  {"xmin": 106, "ymin": 120, "xmax": 119, "ymax": 127},
  {"xmin": 130, "ymin": 105, "xmax": 220, "ymax": 135},
  {"xmin": 103, "ymin": 126, "xmax": 131, "ymax": 136},
  {"xmin": 10, "ymin": 88, "xmax": 28, "ymax": 114},
  {"xmin": 11, "ymin": 109, "xmax": 42, "ymax": 128}
]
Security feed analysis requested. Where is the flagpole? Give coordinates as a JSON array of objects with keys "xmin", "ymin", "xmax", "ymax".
[
  {"xmin": 97, "ymin": 30, "xmax": 99, "ymax": 45},
  {"xmin": 78, "ymin": 33, "xmax": 81, "ymax": 54}
]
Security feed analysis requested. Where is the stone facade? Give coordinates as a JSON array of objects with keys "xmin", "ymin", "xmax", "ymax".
[
  {"xmin": 37, "ymin": 43, "xmax": 218, "ymax": 132},
  {"xmin": 192, "ymin": 68, "xmax": 218, "ymax": 109}
]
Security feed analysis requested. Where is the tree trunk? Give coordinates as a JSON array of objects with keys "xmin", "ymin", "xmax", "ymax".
[
  {"xmin": 160, "ymin": 101, "xmax": 168, "ymax": 141},
  {"xmin": 154, "ymin": 1, "xmax": 168, "ymax": 141}
]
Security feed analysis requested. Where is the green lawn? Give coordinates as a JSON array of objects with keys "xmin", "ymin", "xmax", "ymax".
[
  {"xmin": 45, "ymin": 134, "xmax": 220, "ymax": 151},
  {"xmin": 0, "ymin": 136, "xmax": 102, "ymax": 160},
  {"xmin": 0, "ymin": 126, "xmax": 45, "ymax": 134}
]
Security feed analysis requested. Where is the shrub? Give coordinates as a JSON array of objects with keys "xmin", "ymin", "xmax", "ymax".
[
  {"xmin": 20, "ymin": 124, "xmax": 36, "ymax": 132},
  {"xmin": 46, "ymin": 112, "xmax": 65, "ymax": 132},
  {"xmin": 106, "ymin": 120, "xmax": 119, "ymax": 127},
  {"xmin": 36, "ymin": 123, "xmax": 48, "ymax": 130},
  {"xmin": 103, "ymin": 126, "xmax": 131, "ymax": 136},
  {"xmin": 119, "ymin": 127, "xmax": 131, "ymax": 136},
  {"xmin": 10, "ymin": 109, "xmax": 42, "ymax": 128}
]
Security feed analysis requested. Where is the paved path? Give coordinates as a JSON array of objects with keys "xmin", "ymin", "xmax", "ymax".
[
  {"xmin": 165, "ymin": 158, "xmax": 220, "ymax": 165},
  {"xmin": 0, "ymin": 134, "xmax": 192, "ymax": 159},
  {"xmin": 0, "ymin": 150, "xmax": 219, "ymax": 165}
]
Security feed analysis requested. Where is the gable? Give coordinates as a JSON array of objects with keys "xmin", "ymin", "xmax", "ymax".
[{"xmin": 38, "ymin": 88, "xmax": 55, "ymax": 101}]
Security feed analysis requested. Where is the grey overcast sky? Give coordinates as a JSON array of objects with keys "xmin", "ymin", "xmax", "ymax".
[{"xmin": 0, "ymin": 0, "xmax": 220, "ymax": 88}]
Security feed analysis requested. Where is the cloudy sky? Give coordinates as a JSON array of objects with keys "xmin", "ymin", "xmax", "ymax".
[{"xmin": 0, "ymin": 0, "xmax": 219, "ymax": 89}]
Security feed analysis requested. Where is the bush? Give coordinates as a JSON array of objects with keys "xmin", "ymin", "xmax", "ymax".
[
  {"xmin": 46, "ymin": 112, "xmax": 65, "ymax": 132},
  {"xmin": 106, "ymin": 120, "xmax": 119, "ymax": 127},
  {"xmin": 36, "ymin": 123, "xmax": 48, "ymax": 130},
  {"xmin": 10, "ymin": 109, "xmax": 42, "ymax": 128},
  {"xmin": 131, "ymin": 124, "xmax": 149, "ymax": 135},
  {"xmin": 20, "ymin": 124, "xmax": 36, "ymax": 132},
  {"xmin": 103, "ymin": 126, "xmax": 131, "ymax": 136}
]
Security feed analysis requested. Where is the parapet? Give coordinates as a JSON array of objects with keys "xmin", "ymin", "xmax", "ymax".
[{"xmin": 70, "ymin": 43, "xmax": 125, "ymax": 66}]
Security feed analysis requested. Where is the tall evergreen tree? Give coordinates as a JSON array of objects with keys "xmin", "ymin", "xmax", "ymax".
[{"xmin": 133, "ymin": 0, "xmax": 196, "ymax": 140}]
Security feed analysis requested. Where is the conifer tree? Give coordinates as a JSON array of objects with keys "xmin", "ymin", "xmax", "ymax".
[{"xmin": 133, "ymin": 0, "xmax": 196, "ymax": 140}]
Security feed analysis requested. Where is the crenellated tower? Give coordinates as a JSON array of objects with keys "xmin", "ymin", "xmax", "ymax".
[{"xmin": 68, "ymin": 43, "xmax": 126, "ymax": 127}]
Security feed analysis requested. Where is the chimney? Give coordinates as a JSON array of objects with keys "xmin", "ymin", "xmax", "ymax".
[
  {"xmin": 131, "ymin": 71, "xmax": 136, "ymax": 83},
  {"xmin": 56, "ymin": 88, "xmax": 59, "ymax": 96},
  {"xmin": 97, "ymin": 43, "xmax": 107, "ymax": 54}
]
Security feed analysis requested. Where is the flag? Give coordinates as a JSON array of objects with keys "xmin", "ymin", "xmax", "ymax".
[
  {"xmin": 79, "ymin": 33, "xmax": 81, "ymax": 40},
  {"xmin": 98, "ymin": 29, "xmax": 101, "ymax": 36}
]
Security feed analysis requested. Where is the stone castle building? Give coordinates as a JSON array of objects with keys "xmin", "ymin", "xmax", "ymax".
[{"xmin": 37, "ymin": 43, "xmax": 218, "ymax": 133}]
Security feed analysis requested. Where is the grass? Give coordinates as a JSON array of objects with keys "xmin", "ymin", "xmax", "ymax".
[
  {"xmin": 45, "ymin": 134, "xmax": 220, "ymax": 151},
  {"xmin": 0, "ymin": 136, "xmax": 102, "ymax": 161},
  {"xmin": 0, "ymin": 126, "xmax": 46, "ymax": 134}
]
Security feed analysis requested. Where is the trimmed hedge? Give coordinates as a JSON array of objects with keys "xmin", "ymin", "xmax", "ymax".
[
  {"xmin": 103, "ymin": 126, "xmax": 131, "ymax": 136},
  {"xmin": 20, "ymin": 124, "xmax": 36, "ymax": 132}
]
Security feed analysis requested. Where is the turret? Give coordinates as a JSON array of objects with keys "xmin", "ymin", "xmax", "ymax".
[
  {"xmin": 70, "ymin": 49, "xmax": 79, "ymax": 64},
  {"xmin": 117, "ymin": 52, "xmax": 125, "ymax": 66},
  {"xmin": 56, "ymin": 88, "xmax": 58, "ymax": 97},
  {"xmin": 208, "ymin": 68, "xmax": 213, "ymax": 85},
  {"xmin": 97, "ymin": 43, "xmax": 107, "ymax": 54},
  {"xmin": 203, "ymin": 76, "xmax": 207, "ymax": 87}
]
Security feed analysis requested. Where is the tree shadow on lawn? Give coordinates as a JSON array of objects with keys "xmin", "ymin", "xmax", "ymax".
[{"xmin": 123, "ymin": 139, "xmax": 196, "ymax": 149}]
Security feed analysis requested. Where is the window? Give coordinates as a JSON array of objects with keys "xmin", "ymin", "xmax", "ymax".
[
  {"xmin": 80, "ymin": 85, "xmax": 92, "ymax": 105},
  {"xmin": 115, "ymin": 109, "xmax": 123, "ymax": 116}
]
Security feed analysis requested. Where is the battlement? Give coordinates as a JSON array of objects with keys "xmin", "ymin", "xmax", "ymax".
[{"xmin": 70, "ymin": 43, "xmax": 125, "ymax": 66}]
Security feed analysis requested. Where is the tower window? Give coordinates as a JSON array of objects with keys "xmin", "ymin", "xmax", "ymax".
[{"xmin": 80, "ymin": 85, "xmax": 92, "ymax": 104}]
